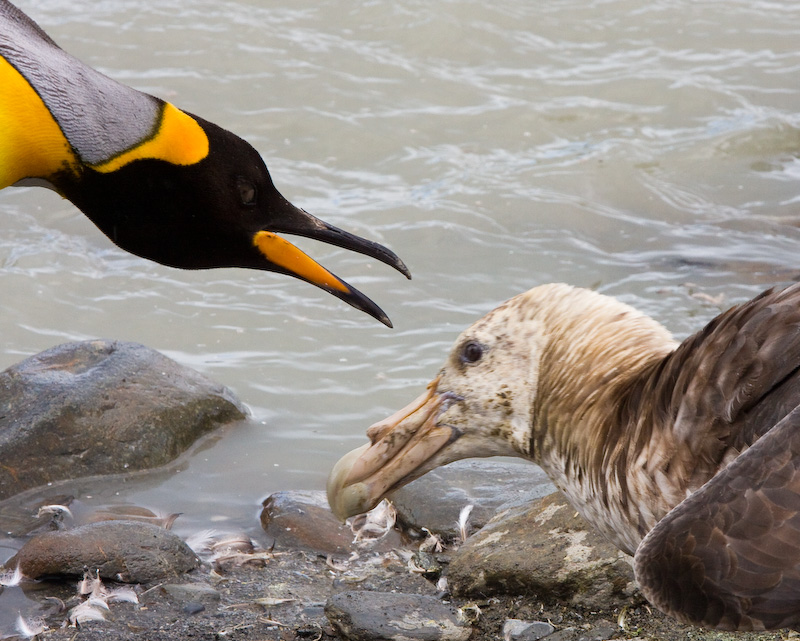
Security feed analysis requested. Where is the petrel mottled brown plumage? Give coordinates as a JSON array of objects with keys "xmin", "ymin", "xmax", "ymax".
[{"xmin": 327, "ymin": 282, "xmax": 800, "ymax": 630}]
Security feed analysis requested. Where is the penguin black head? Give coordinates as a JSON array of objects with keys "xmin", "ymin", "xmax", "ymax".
[
  {"xmin": 1, "ymin": 0, "xmax": 409, "ymax": 325},
  {"xmin": 54, "ymin": 115, "xmax": 410, "ymax": 327}
]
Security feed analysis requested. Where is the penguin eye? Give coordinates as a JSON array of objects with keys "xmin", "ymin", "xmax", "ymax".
[
  {"xmin": 460, "ymin": 341, "xmax": 484, "ymax": 365},
  {"xmin": 237, "ymin": 177, "xmax": 257, "ymax": 206}
]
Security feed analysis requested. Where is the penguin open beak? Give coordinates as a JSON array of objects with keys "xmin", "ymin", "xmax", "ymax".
[
  {"xmin": 255, "ymin": 202, "xmax": 411, "ymax": 328},
  {"xmin": 327, "ymin": 377, "xmax": 457, "ymax": 521}
]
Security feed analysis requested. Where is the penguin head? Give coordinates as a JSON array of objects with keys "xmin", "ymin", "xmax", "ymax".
[{"xmin": 57, "ymin": 115, "xmax": 409, "ymax": 326}]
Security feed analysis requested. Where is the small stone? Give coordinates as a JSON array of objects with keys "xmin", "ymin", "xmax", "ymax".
[
  {"xmin": 5, "ymin": 520, "xmax": 199, "ymax": 582},
  {"xmin": 182, "ymin": 602, "xmax": 206, "ymax": 615},
  {"xmin": 161, "ymin": 582, "xmax": 221, "ymax": 605},
  {"xmin": 578, "ymin": 623, "xmax": 619, "ymax": 641},
  {"xmin": 325, "ymin": 590, "xmax": 471, "ymax": 641},
  {"xmin": 503, "ymin": 619, "xmax": 556, "ymax": 640},
  {"xmin": 260, "ymin": 490, "xmax": 355, "ymax": 554},
  {"xmin": 260, "ymin": 490, "xmax": 401, "ymax": 555}
]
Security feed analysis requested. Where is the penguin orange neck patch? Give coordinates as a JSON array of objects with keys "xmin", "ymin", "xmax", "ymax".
[
  {"xmin": 0, "ymin": 55, "xmax": 78, "ymax": 189},
  {"xmin": 90, "ymin": 102, "xmax": 209, "ymax": 173},
  {"xmin": 0, "ymin": 48, "xmax": 208, "ymax": 188}
]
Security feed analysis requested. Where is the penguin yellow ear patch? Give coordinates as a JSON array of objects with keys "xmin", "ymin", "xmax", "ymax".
[{"xmin": 91, "ymin": 103, "xmax": 209, "ymax": 173}]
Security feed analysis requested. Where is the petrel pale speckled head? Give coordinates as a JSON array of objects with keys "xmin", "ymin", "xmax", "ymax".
[{"xmin": 329, "ymin": 282, "xmax": 800, "ymax": 631}]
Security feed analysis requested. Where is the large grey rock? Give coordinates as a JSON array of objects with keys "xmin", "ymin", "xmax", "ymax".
[
  {"xmin": 447, "ymin": 493, "xmax": 638, "ymax": 610},
  {"xmin": 0, "ymin": 339, "xmax": 247, "ymax": 500},
  {"xmin": 5, "ymin": 520, "xmax": 200, "ymax": 582},
  {"xmin": 325, "ymin": 591, "xmax": 472, "ymax": 641},
  {"xmin": 389, "ymin": 460, "xmax": 555, "ymax": 540}
]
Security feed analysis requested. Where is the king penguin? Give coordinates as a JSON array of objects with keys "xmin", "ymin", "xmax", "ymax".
[{"xmin": 0, "ymin": 0, "xmax": 410, "ymax": 326}]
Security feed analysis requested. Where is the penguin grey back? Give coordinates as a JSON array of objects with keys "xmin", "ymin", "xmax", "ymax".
[{"xmin": 0, "ymin": 0, "xmax": 162, "ymax": 166}]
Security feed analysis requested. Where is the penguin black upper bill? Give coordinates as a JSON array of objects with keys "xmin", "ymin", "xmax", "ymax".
[{"xmin": 251, "ymin": 200, "xmax": 410, "ymax": 327}]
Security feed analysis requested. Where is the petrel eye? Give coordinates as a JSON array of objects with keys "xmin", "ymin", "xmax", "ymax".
[
  {"xmin": 237, "ymin": 177, "xmax": 257, "ymax": 206},
  {"xmin": 460, "ymin": 340, "xmax": 484, "ymax": 364}
]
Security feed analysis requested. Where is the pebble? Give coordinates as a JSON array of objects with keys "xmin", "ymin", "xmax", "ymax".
[
  {"xmin": 325, "ymin": 591, "xmax": 472, "ymax": 641},
  {"xmin": 182, "ymin": 602, "xmax": 206, "ymax": 615},
  {"xmin": 161, "ymin": 582, "xmax": 221, "ymax": 606},
  {"xmin": 503, "ymin": 619, "xmax": 556, "ymax": 640}
]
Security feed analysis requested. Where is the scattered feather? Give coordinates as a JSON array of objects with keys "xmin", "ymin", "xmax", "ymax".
[
  {"xmin": 68, "ymin": 570, "xmax": 139, "ymax": 627},
  {"xmin": 457, "ymin": 504, "xmax": 474, "ymax": 544},
  {"xmin": 436, "ymin": 576, "xmax": 449, "ymax": 592},
  {"xmin": 78, "ymin": 570, "xmax": 103, "ymax": 597},
  {"xmin": 16, "ymin": 614, "xmax": 46, "ymax": 638},
  {"xmin": 211, "ymin": 533, "xmax": 255, "ymax": 555},
  {"xmin": 618, "ymin": 605, "xmax": 630, "ymax": 631},
  {"xmin": 106, "ymin": 586, "xmax": 139, "ymax": 604},
  {"xmin": 253, "ymin": 597, "xmax": 295, "ymax": 607},
  {"xmin": 207, "ymin": 568, "xmax": 226, "ymax": 582},
  {"xmin": 87, "ymin": 506, "xmax": 181, "ymax": 530},
  {"xmin": 405, "ymin": 555, "xmax": 427, "ymax": 574},
  {"xmin": 419, "ymin": 527, "xmax": 444, "ymax": 552},
  {"xmin": 186, "ymin": 530, "xmax": 258, "ymax": 566},
  {"xmin": 68, "ymin": 599, "xmax": 108, "ymax": 625},
  {"xmin": 0, "ymin": 564, "xmax": 23, "ymax": 587},
  {"xmin": 86, "ymin": 596, "xmax": 110, "ymax": 611},
  {"xmin": 458, "ymin": 602, "xmax": 482, "ymax": 624},
  {"xmin": 326, "ymin": 555, "xmax": 349, "ymax": 572},
  {"xmin": 393, "ymin": 548, "xmax": 413, "ymax": 563},
  {"xmin": 184, "ymin": 528, "xmax": 219, "ymax": 555},
  {"xmin": 334, "ymin": 574, "xmax": 368, "ymax": 584},
  {"xmin": 37, "ymin": 504, "xmax": 73, "ymax": 519},
  {"xmin": 213, "ymin": 550, "xmax": 275, "ymax": 570},
  {"xmin": 139, "ymin": 583, "xmax": 165, "ymax": 598},
  {"xmin": 349, "ymin": 499, "xmax": 396, "ymax": 543}
]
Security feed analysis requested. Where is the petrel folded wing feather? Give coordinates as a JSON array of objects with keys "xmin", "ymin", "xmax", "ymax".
[
  {"xmin": 635, "ymin": 404, "xmax": 800, "ymax": 630},
  {"xmin": 651, "ymin": 286, "xmax": 800, "ymax": 471}
]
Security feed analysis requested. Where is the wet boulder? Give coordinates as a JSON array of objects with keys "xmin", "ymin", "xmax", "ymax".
[
  {"xmin": 5, "ymin": 520, "xmax": 199, "ymax": 582},
  {"xmin": 446, "ymin": 493, "xmax": 638, "ymax": 610},
  {"xmin": 0, "ymin": 339, "xmax": 247, "ymax": 500},
  {"xmin": 388, "ymin": 459, "xmax": 555, "ymax": 540}
]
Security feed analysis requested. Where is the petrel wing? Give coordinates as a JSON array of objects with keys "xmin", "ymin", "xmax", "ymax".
[
  {"xmin": 632, "ymin": 284, "xmax": 800, "ymax": 496},
  {"xmin": 635, "ymin": 403, "xmax": 800, "ymax": 630}
]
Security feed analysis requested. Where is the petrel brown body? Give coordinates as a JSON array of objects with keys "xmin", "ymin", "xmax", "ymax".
[{"xmin": 328, "ymin": 282, "xmax": 800, "ymax": 630}]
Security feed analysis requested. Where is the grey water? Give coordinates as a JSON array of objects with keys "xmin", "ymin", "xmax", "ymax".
[{"xmin": 1, "ymin": 0, "xmax": 800, "ymax": 626}]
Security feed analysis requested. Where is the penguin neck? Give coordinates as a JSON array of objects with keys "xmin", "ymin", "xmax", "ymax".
[{"xmin": 0, "ymin": 55, "xmax": 79, "ymax": 189}]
